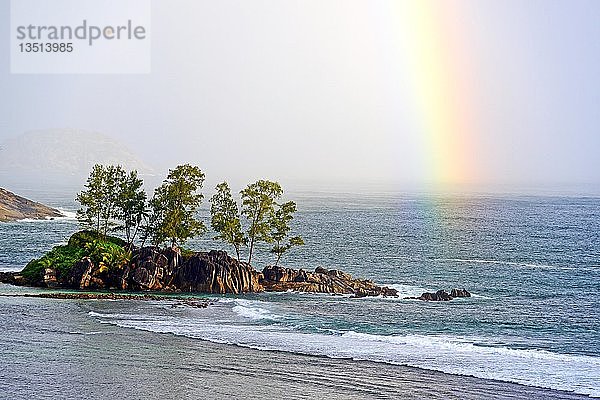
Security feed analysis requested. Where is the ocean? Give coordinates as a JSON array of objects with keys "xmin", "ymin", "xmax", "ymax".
[{"xmin": 1, "ymin": 191, "xmax": 599, "ymax": 398}]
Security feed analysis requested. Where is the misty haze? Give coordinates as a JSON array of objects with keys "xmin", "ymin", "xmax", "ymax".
[{"xmin": 1, "ymin": 2, "xmax": 599, "ymax": 400}]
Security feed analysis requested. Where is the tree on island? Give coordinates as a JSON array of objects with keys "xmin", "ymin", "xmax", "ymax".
[
  {"xmin": 210, "ymin": 182, "xmax": 246, "ymax": 261},
  {"xmin": 77, "ymin": 164, "xmax": 126, "ymax": 236},
  {"xmin": 240, "ymin": 180, "xmax": 283, "ymax": 264},
  {"xmin": 115, "ymin": 170, "xmax": 147, "ymax": 247},
  {"xmin": 148, "ymin": 164, "xmax": 206, "ymax": 247},
  {"xmin": 77, "ymin": 164, "xmax": 304, "ymax": 264},
  {"xmin": 76, "ymin": 164, "xmax": 106, "ymax": 233},
  {"xmin": 269, "ymin": 201, "xmax": 304, "ymax": 266},
  {"xmin": 77, "ymin": 165, "xmax": 146, "ymax": 244},
  {"xmin": 99, "ymin": 165, "xmax": 126, "ymax": 235}
]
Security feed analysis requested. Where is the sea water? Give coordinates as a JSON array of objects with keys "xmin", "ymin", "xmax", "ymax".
[{"xmin": 1, "ymin": 191, "xmax": 598, "ymax": 397}]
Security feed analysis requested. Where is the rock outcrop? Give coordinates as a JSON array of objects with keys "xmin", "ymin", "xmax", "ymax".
[
  {"xmin": 406, "ymin": 288, "xmax": 471, "ymax": 301},
  {"xmin": 51, "ymin": 247, "xmax": 264, "ymax": 294},
  {"xmin": 0, "ymin": 272, "xmax": 25, "ymax": 286},
  {"xmin": 0, "ymin": 187, "xmax": 63, "ymax": 222},
  {"xmin": 174, "ymin": 251, "xmax": 263, "ymax": 294},
  {"xmin": 261, "ymin": 265, "xmax": 398, "ymax": 297},
  {"xmin": 43, "ymin": 268, "xmax": 59, "ymax": 288},
  {"xmin": 3, "ymin": 243, "xmax": 396, "ymax": 298}
]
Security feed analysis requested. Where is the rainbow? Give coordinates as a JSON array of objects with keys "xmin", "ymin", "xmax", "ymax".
[{"xmin": 392, "ymin": 1, "xmax": 480, "ymax": 191}]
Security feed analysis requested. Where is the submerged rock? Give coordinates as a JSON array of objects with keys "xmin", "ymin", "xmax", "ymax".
[
  {"xmin": 0, "ymin": 291, "xmax": 209, "ymax": 306},
  {"xmin": 420, "ymin": 290, "xmax": 452, "ymax": 301},
  {"xmin": 450, "ymin": 288, "xmax": 471, "ymax": 298},
  {"xmin": 406, "ymin": 288, "xmax": 471, "ymax": 301},
  {"xmin": 0, "ymin": 272, "xmax": 17, "ymax": 285}
]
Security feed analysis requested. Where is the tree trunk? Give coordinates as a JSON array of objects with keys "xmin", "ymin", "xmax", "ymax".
[
  {"xmin": 125, "ymin": 226, "xmax": 131, "ymax": 247},
  {"xmin": 247, "ymin": 238, "xmax": 254, "ymax": 265},
  {"xmin": 247, "ymin": 206, "xmax": 260, "ymax": 264},
  {"xmin": 274, "ymin": 240, "xmax": 281, "ymax": 266},
  {"xmin": 131, "ymin": 222, "xmax": 140, "ymax": 248}
]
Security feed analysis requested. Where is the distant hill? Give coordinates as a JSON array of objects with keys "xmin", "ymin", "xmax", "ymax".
[
  {"xmin": 0, "ymin": 187, "xmax": 63, "ymax": 222},
  {"xmin": 0, "ymin": 129, "xmax": 154, "ymax": 188}
]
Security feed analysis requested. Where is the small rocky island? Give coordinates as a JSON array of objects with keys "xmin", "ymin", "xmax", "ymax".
[
  {"xmin": 0, "ymin": 165, "xmax": 470, "ymax": 301},
  {"xmin": 0, "ymin": 187, "xmax": 63, "ymax": 222},
  {"xmin": 0, "ymin": 231, "xmax": 399, "ymax": 298},
  {"xmin": 0, "ymin": 231, "xmax": 471, "ymax": 301}
]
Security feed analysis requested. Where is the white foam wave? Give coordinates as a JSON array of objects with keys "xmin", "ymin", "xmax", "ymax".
[
  {"xmin": 88, "ymin": 311, "xmax": 173, "ymax": 321},
  {"xmin": 469, "ymin": 293, "xmax": 493, "ymax": 299},
  {"xmin": 18, "ymin": 217, "xmax": 56, "ymax": 222},
  {"xmin": 57, "ymin": 208, "xmax": 77, "ymax": 220},
  {"xmin": 93, "ymin": 311, "xmax": 600, "ymax": 397},
  {"xmin": 232, "ymin": 302, "xmax": 280, "ymax": 320},
  {"xmin": 434, "ymin": 258, "xmax": 577, "ymax": 271},
  {"xmin": 18, "ymin": 208, "xmax": 77, "ymax": 223},
  {"xmin": 387, "ymin": 284, "xmax": 433, "ymax": 298}
]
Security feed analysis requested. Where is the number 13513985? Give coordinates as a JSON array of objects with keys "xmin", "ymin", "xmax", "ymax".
[{"xmin": 19, "ymin": 42, "xmax": 73, "ymax": 52}]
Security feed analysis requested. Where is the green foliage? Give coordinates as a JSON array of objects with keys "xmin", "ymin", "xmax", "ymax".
[
  {"xmin": 72, "ymin": 164, "xmax": 306, "ymax": 265},
  {"xmin": 139, "ymin": 207, "xmax": 160, "ymax": 247},
  {"xmin": 210, "ymin": 182, "xmax": 246, "ymax": 260},
  {"xmin": 178, "ymin": 246, "xmax": 196, "ymax": 258},
  {"xmin": 116, "ymin": 170, "xmax": 147, "ymax": 247},
  {"xmin": 148, "ymin": 164, "xmax": 206, "ymax": 246},
  {"xmin": 269, "ymin": 201, "xmax": 304, "ymax": 265},
  {"xmin": 21, "ymin": 245, "xmax": 85, "ymax": 283},
  {"xmin": 240, "ymin": 180, "xmax": 283, "ymax": 264},
  {"xmin": 21, "ymin": 231, "xmax": 130, "ymax": 284},
  {"xmin": 83, "ymin": 239, "xmax": 131, "ymax": 269},
  {"xmin": 99, "ymin": 165, "xmax": 126, "ymax": 235},
  {"xmin": 77, "ymin": 165, "xmax": 147, "ymax": 246},
  {"xmin": 68, "ymin": 230, "xmax": 126, "ymax": 248},
  {"xmin": 76, "ymin": 164, "xmax": 106, "ymax": 233},
  {"xmin": 76, "ymin": 164, "xmax": 131, "ymax": 237}
]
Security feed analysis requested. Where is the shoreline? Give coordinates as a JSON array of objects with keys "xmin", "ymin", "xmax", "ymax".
[
  {"xmin": 0, "ymin": 290, "xmax": 591, "ymax": 399},
  {"xmin": 0, "ymin": 285, "xmax": 594, "ymax": 399},
  {"xmin": 119, "ymin": 320, "xmax": 595, "ymax": 399}
]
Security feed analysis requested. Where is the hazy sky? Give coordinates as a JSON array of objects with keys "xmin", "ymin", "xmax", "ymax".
[{"xmin": 1, "ymin": 0, "xmax": 599, "ymax": 194}]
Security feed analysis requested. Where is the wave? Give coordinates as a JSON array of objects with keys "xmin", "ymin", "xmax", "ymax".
[
  {"xmin": 57, "ymin": 208, "xmax": 77, "ymax": 220},
  {"xmin": 387, "ymin": 283, "xmax": 433, "ymax": 298},
  {"xmin": 88, "ymin": 310, "xmax": 600, "ymax": 397},
  {"xmin": 433, "ymin": 258, "xmax": 579, "ymax": 271},
  {"xmin": 88, "ymin": 311, "xmax": 175, "ymax": 321},
  {"xmin": 18, "ymin": 208, "xmax": 78, "ymax": 223},
  {"xmin": 230, "ymin": 299, "xmax": 281, "ymax": 320}
]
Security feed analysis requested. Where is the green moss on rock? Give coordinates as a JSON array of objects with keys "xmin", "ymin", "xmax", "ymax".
[
  {"xmin": 21, "ymin": 245, "xmax": 85, "ymax": 283},
  {"xmin": 68, "ymin": 230, "xmax": 126, "ymax": 248},
  {"xmin": 21, "ymin": 230, "xmax": 128, "ymax": 284}
]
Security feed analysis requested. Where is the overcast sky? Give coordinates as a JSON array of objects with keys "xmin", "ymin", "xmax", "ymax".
[{"xmin": 0, "ymin": 0, "xmax": 598, "ymax": 194}]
